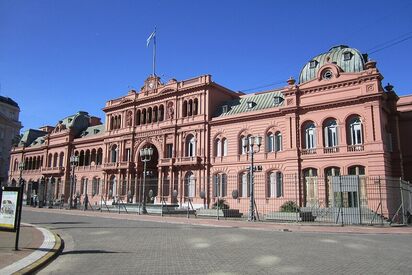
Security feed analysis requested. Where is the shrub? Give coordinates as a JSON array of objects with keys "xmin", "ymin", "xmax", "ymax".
[
  {"xmin": 280, "ymin": 201, "xmax": 300, "ymax": 212},
  {"xmin": 212, "ymin": 199, "xmax": 230, "ymax": 210}
]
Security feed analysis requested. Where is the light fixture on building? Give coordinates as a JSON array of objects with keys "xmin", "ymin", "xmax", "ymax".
[{"xmin": 140, "ymin": 147, "xmax": 153, "ymax": 214}]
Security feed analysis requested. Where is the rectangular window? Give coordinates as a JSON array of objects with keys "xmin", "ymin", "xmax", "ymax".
[
  {"xmin": 125, "ymin": 148, "xmax": 131, "ymax": 161},
  {"xmin": 166, "ymin": 144, "xmax": 173, "ymax": 158}
]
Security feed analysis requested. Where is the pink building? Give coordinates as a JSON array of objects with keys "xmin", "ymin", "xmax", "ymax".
[{"xmin": 8, "ymin": 46, "xmax": 412, "ymax": 222}]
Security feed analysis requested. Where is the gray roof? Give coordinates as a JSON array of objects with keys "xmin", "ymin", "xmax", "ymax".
[
  {"xmin": 214, "ymin": 90, "xmax": 284, "ymax": 117},
  {"xmin": 78, "ymin": 124, "xmax": 105, "ymax": 138},
  {"xmin": 19, "ymin": 129, "xmax": 47, "ymax": 147},
  {"xmin": 299, "ymin": 45, "xmax": 366, "ymax": 84}
]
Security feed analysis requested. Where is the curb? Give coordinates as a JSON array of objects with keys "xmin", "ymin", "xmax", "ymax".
[{"xmin": 15, "ymin": 232, "xmax": 63, "ymax": 275}]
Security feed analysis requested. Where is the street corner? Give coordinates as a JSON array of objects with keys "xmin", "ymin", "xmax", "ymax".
[{"xmin": 0, "ymin": 224, "xmax": 63, "ymax": 275}]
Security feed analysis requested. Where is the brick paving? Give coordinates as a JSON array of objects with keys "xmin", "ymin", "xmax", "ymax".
[{"xmin": 19, "ymin": 207, "xmax": 412, "ymax": 275}]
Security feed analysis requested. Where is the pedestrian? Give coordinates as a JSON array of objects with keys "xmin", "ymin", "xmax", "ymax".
[{"xmin": 84, "ymin": 194, "xmax": 88, "ymax": 211}]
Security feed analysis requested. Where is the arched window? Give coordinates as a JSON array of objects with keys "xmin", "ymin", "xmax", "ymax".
[
  {"xmin": 222, "ymin": 138, "xmax": 228, "ymax": 156},
  {"xmin": 142, "ymin": 109, "xmax": 147, "ymax": 124},
  {"xmin": 25, "ymin": 157, "xmax": 29, "ymax": 169},
  {"xmin": 147, "ymin": 107, "xmax": 152, "ymax": 123},
  {"xmin": 79, "ymin": 150, "xmax": 85, "ymax": 166},
  {"xmin": 110, "ymin": 116, "xmax": 114, "ymax": 130},
  {"xmin": 213, "ymin": 173, "xmax": 227, "ymax": 197},
  {"xmin": 188, "ymin": 99, "xmax": 193, "ymax": 116},
  {"xmin": 193, "ymin": 98, "xmax": 199, "ymax": 115},
  {"xmin": 28, "ymin": 157, "xmax": 33, "ymax": 170},
  {"xmin": 53, "ymin": 153, "xmax": 58, "ymax": 167},
  {"xmin": 85, "ymin": 150, "xmax": 90, "ymax": 166},
  {"xmin": 136, "ymin": 110, "xmax": 141, "ymax": 126},
  {"xmin": 159, "ymin": 105, "xmax": 164, "ymax": 121},
  {"xmin": 215, "ymin": 138, "xmax": 222, "ymax": 157},
  {"xmin": 239, "ymin": 172, "xmax": 250, "ymax": 198},
  {"xmin": 267, "ymin": 132, "xmax": 274, "ymax": 152},
  {"xmin": 96, "ymin": 148, "xmax": 103, "ymax": 165},
  {"xmin": 153, "ymin": 106, "xmax": 158, "ymax": 122},
  {"xmin": 347, "ymin": 116, "xmax": 363, "ymax": 145},
  {"xmin": 323, "ymin": 119, "xmax": 338, "ymax": 148},
  {"xmin": 117, "ymin": 115, "xmax": 122, "ymax": 129},
  {"xmin": 303, "ymin": 122, "xmax": 316, "ymax": 149},
  {"xmin": 240, "ymin": 134, "xmax": 251, "ymax": 155},
  {"xmin": 59, "ymin": 152, "xmax": 64, "ymax": 167},
  {"xmin": 32, "ymin": 157, "xmax": 36, "ymax": 170},
  {"xmin": 348, "ymin": 165, "xmax": 365, "ymax": 175},
  {"xmin": 14, "ymin": 159, "xmax": 18, "ymax": 171},
  {"xmin": 91, "ymin": 149, "xmax": 96, "ymax": 164},
  {"xmin": 182, "ymin": 100, "xmax": 188, "ymax": 117},
  {"xmin": 184, "ymin": 171, "xmax": 196, "ymax": 198},
  {"xmin": 324, "ymin": 167, "xmax": 340, "ymax": 207},
  {"xmin": 111, "ymin": 145, "xmax": 118, "ymax": 163},
  {"xmin": 186, "ymin": 135, "xmax": 196, "ymax": 157},
  {"xmin": 303, "ymin": 168, "xmax": 318, "ymax": 207},
  {"xmin": 268, "ymin": 171, "xmax": 283, "ymax": 198}
]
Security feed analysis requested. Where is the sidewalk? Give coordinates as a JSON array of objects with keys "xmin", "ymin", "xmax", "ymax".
[{"xmin": 0, "ymin": 223, "xmax": 61, "ymax": 275}]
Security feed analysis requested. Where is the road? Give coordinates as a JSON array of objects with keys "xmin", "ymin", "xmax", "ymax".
[{"xmin": 22, "ymin": 209, "xmax": 411, "ymax": 274}]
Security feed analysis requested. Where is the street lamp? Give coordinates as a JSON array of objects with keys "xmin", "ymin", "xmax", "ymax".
[
  {"xmin": 18, "ymin": 162, "xmax": 25, "ymax": 186},
  {"xmin": 69, "ymin": 155, "xmax": 79, "ymax": 209},
  {"xmin": 140, "ymin": 147, "xmax": 153, "ymax": 214},
  {"xmin": 242, "ymin": 135, "xmax": 262, "ymax": 221}
]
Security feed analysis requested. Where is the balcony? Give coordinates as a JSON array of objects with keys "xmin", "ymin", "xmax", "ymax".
[
  {"xmin": 175, "ymin": 156, "xmax": 202, "ymax": 166},
  {"xmin": 159, "ymin": 158, "xmax": 175, "ymax": 167},
  {"xmin": 42, "ymin": 166, "xmax": 65, "ymax": 174},
  {"xmin": 323, "ymin": 147, "xmax": 339, "ymax": 154},
  {"xmin": 103, "ymin": 162, "xmax": 133, "ymax": 170},
  {"xmin": 347, "ymin": 144, "xmax": 364, "ymax": 152},
  {"xmin": 301, "ymin": 148, "xmax": 316, "ymax": 155},
  {"xmin": 75, "ymin": 165, "xmax": 102, "ymax": 172}
]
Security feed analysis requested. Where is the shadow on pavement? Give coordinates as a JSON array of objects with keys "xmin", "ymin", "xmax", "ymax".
[{"xmin": 61, "ymin": 250, "xmax": 128, "ymax": 255}]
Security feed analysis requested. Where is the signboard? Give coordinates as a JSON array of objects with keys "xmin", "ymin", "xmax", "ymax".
[{"xmin": 0, "ymin": 187, "xmax": 20, "ymax": 232}]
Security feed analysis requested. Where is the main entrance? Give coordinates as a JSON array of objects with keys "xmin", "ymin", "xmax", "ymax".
[{"xmin": 137, "ymin": 144, "xmax": 159, "ymax": 205}]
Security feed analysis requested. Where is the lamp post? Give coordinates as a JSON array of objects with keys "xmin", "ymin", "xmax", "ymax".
[
  {"xmin": 69, "ymin": 155, "xmax": 79, "ymax": 209},
  {"xmin": 242, "ymin": 135, "xmax": 262, "ymax": 222},
  {"xmin": 18, "ymin": 162, "xmax": 25, "ymax": 186},
  {"xmin": 140, "ymin": 147, "xmax": 153, "ymax": 214}
]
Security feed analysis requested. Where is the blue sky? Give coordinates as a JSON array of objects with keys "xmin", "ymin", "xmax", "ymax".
[{"xmin": 1, "ymin": 0, "xmax": 411, "ymax": 131}]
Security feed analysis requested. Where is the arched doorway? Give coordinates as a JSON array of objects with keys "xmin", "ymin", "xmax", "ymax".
[{"xmin": 138, "ymin": 144, "xmax": 159, "ymax": 205}]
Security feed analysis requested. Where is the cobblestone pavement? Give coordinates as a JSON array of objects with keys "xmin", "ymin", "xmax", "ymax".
[{"xmin": 23, "ymin": 209, "xmax": 411, "ymax": 275}]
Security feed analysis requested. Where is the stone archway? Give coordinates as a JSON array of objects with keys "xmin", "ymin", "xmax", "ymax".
[{"xmin": 136, "ymin": 143, "xmax": 160, "ymax": 205}]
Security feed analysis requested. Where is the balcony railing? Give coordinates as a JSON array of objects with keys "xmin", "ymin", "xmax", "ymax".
[
  {"xmin": 347, "ymin": 144, "xmax": 364, "ymax": 152},
  {"xmin": 75, "ymin": 165, "xmax": 102, "ymax": 171},
  {"xmin": 323, "ymin": 147, "xmax": 339, "ymax": 154},
  {"xmin": 102, "ymin": 162, "xmax": 133, "ymax": 170},
  {"xmin": 301, "ymin": 148, "xmax": 316, "ymax": 155},
  {"xmin": 159, "ymin": 158, "xmax": 175, "ymax": 166},
  {"xmin": 41, "ymin": 166, "xmax": 65, "ymax": 173},
  {"xmin": 176, "ymin": 156, "xmax": 201, "ymax": 165}
]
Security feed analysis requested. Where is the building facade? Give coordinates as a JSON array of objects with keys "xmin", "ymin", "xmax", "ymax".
[
  {"xmin": 0, "ymin": 96, "xmax": 21, "ymax": 186},
  {"xmin": 8, "ymin": 46, "xmax": 412, "ymax": 219}
]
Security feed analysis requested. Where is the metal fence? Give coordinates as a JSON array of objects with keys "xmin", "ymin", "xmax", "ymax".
[{"xmin": 7, "ymin": 174, "xmax": 412, "ymax": 226}]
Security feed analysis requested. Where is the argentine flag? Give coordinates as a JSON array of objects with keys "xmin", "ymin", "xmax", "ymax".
[{"xmin": 146, "ymin": 30, "xmax": 156, "ymax": 47}]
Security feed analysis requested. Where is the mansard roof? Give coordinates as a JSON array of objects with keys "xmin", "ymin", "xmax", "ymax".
[
  {"xmin": 78, "ymin": 124, "xmax": 105, "ymax": 138},
  {"xmin": 19, "ymin": 129, "xmax": 47, "ymax": 147},
  {"xmin": 214, "ymin": 90, "xmax": 284, "ymax": 117},
  {"xmin": 299, "ymin": 45, "xmax": 367, "ymax": 84}
]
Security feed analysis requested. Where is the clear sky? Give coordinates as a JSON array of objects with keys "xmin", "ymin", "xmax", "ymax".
[{"xmin": 1, "ymin": 0, "xmax": 411, "ymax": 132}]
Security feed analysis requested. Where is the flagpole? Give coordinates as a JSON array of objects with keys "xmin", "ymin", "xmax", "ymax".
[{"xmin": 153, "ymin": 27, "xmax": 156, "ymax": 77}]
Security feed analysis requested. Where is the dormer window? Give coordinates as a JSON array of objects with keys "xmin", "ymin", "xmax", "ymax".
[
  {"xmin": 343, "ymin": 51, "xmax": 353, "ymax": 61},
  {"xmin": 68, "ymin": 118, "xmax": 72, "ymax": 123},
  {"xmin": 273, "ymin": 96, "xmax": 283, "ymax": 105},
  {"xmin": 94, "ymin": 129, "xmax": 100, "ymax": 134},
  {"xmin": 246, "ymin": 101, "xmax": 255, "ymax": 110},
  {"xmin": 222, "ymin": 105, "xmax": 229, "ymax": 113},
  {"xmin": 309, "ymin": 60, "xmax": 318, "ymax": 69}
]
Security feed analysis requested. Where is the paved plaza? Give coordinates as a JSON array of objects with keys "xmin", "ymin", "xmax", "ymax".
[{"xmin": 4, "ymin": 207, "xmax": 409, "ymax": 274}]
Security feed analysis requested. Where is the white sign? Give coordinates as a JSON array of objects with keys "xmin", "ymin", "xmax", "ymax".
[{"xmin": 0, "ymin": 191, "xmax": 19, "ymax": 230}]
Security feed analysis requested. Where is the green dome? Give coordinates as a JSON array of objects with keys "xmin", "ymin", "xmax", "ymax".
[{"xmin": 299, "ymin": 45, "xmax": 366, "ymax": 84}]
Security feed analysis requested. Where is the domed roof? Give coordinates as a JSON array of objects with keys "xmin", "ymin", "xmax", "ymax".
[{"xmin": 299, "ymin": 45, "xmax": 367, "ymax": 84}]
